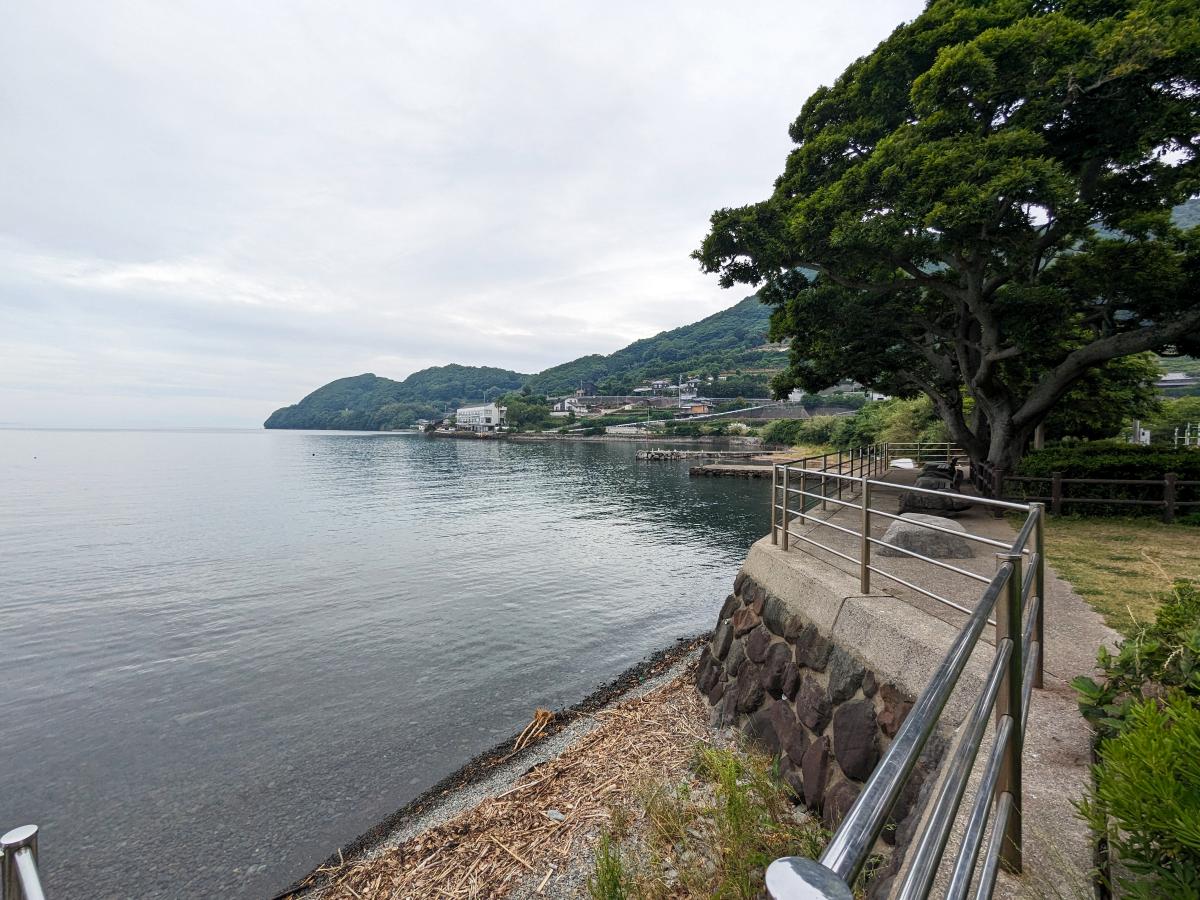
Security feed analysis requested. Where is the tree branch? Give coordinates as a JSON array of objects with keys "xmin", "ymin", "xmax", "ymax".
[{"xmin": 1014, "ymin": 308, "xmax": 1200, "ymax": 428}]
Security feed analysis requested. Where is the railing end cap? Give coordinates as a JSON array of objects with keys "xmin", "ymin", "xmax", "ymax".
[
  {"xmin": 765, "ymin": 857, "xmax": 852, "ymax": 900},
  {"xmin": 1, "ymin": 824, "xmax": 38, "ymax": 849}
]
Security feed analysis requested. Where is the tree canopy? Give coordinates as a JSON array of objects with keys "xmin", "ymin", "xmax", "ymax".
[{"xmin": 696, "ymin": 0, "xmax": 1200, "ymax": 468}]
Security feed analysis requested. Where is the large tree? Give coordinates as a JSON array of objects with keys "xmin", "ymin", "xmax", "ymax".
[{"xmin": 695, "ymin": 0, "xmax": 1200, "ymax": 471}]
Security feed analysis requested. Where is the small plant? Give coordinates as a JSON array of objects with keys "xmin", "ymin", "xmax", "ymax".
[
  {"xmin": 590, "ymin": 743, "xmax": 829, "ymax": 899},
  {"xmin": 1074, "ymin": 580, "xmax": 1200, "ymax": 896},
  {"xmin": 1079, "ymin": 692, "xmax": 1200, "ymax": 898},
  {"xmin": 588, "ymin": 831, "xmax": 630, "ymax": 900},
  {"xmin": 1073, "ymin": 580, "xmax": 1200, "ymax": 740}
]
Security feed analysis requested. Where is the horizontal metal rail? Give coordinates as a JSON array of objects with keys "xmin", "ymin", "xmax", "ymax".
[
  {"xmin": 895, "ymin": 639, "xmax": 1013, "ymax": 899},
  {"xmin": 866, "ymin": 536, "xmax": 993, "ymax": 585},
  {"xmin": 820, "ymin": 569, "xmax": 1010, "ymax": 883},
  {"xmin": 944, "ymin": 715, "xmax": 1016, "ymax": 900},
  {"xmin": 975, "ymin": 793, "xmax": 1015, "ymax": 899},
  {"xmin": 866, "ymin": 563, "xmax": 992, "ymax": 622},
  {"xmin": 786, "ymin": 465, "xmax": 1032, "ymax": 512},
  {"xmin": 766, "ymin": 446, "xmax": 1044, "ymax": 900},
  {"xmin": 865, "ymin": 505, "xmax": 1021, "ymax": 552}
]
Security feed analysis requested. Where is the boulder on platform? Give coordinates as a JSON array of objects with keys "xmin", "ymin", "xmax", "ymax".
[{"xmin": 877, "ymin": 513, "xmax": 974, "ymax": 559}]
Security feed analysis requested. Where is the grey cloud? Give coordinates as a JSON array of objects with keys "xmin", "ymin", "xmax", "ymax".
[{"xmin": 0, "ymin": 0, "xmax": 922, "ymax": 427}]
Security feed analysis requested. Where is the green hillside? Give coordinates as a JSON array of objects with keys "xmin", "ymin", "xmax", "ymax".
[
  {"xmin": 264, "ymin": 365, "xmax": 528, "ymax": 430},
  {"xmin": 525, "ymin": 295, "xmax": 784, "ymax": 395},
  {"xmin": 265, "ymin": 295, "xmax": 786, "ymax": 429}
]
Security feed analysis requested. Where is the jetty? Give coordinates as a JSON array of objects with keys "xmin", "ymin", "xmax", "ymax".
[
  {"xmin": 689, "ymin": 461, "xmax": 774, "ymax": 477},
  {"xmin": 636, "ymin": 448, "xmax": 762, "ymax": 461}
]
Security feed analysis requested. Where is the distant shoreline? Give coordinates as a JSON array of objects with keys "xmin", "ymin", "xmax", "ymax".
[{"xmin": 508, "ymin": 432, "xmax": 763, "ymax": 446}]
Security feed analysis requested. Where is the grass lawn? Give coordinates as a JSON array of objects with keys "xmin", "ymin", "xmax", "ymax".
[{"xmin": 1041, "ymin": 516, "xmax": 1200, "ymax": 633}]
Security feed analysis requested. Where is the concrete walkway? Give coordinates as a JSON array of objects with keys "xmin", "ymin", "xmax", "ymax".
[{"xmin": 777, "ymin": 466, "xmax": 1117, "ymax": 896}]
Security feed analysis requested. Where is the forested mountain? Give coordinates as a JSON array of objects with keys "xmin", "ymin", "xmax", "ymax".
[
  {"xmin": 524, "ymin": 295, "xmax": 784, "ymax": 395},
  {"xmin": 264, "ymin": 365, "xmax": 528, "ymax": 430},
  {"xmin": 265, "ymin": 296, "xmax": 784, "ymax": 429}
]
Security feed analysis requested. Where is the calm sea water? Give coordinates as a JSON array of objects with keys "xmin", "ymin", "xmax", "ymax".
[{"xmin": 0, "ymin": 429, "xmax": 770, "ymax": 899}]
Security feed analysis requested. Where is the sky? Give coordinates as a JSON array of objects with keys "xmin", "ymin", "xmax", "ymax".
[{"xmin": 0, "ymin": 0, "xmax": 923, "ymax": 428}]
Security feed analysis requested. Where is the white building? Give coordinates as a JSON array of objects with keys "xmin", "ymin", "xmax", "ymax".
[
  {"xmin": 455, "ymin": 402, "xmax": 507, "ymax": 433},
  {"xmin": 550, "ymin": 397, "xmax": 587, "ymax": 418}
]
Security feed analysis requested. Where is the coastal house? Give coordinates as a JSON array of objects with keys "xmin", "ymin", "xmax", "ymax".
[
  {"xmin": 455, "ymin": 402, "xmax": 507, "ymax": 434},
  {"xmin": 550, "ymin": 397, "xmax": 587, "ymax": 418}
]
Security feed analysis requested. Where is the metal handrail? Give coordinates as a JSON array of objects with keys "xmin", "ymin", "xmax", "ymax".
[
  {"xmin": 765, "ymin": 444, "xmax": 1046, "ymax": 900},
  {"xmin": 2, "ymin": 825, "xmax": 47, "ymax": 900}
]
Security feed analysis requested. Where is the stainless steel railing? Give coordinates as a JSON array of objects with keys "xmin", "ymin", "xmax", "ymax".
[
  {"xmin": 765, "ymin": 444, "xmax": 1045, "ymax": 899},
  {"xmin": 2, "ymin": 825, "xmax": 47, "ymax": 900}
]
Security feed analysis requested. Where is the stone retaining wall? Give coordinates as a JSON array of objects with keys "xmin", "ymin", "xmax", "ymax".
[{"xmin": 695, "ymin": 569, "xmax": 946, "ymax": 896}]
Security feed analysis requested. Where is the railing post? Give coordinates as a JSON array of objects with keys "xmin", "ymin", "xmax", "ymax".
[
  {"xmin": 1032, "ymin": 503, "xmax": 1045, "ymax": 690},
  {"xmin": 837, "ymin": 450, "xmax": 844, "ymax": 501},
  {"xmin": 1164, "ymin": 472, "xmax": 1177, "ymax": 524},
  {"xmin": 782, "ymin": 465, "xmax": 791, "ymax": 550},
  {"xmin": 1051, "ymin": 471, "xmax": 1063, "ymax": 516},
  {"xmin": 994, "ymin": 553, "xmax": 1024, "ymax": 874},
  {"xmin": 771, "ymin": 465, "xmax": 779, "ymax": 545},
  {"xmin": 2, "ymin": 825, "xmax": 43, "ymax": 900},
  {"xmin": 860, "ymin": 476, "xmax": 871, "ymax": 593}
]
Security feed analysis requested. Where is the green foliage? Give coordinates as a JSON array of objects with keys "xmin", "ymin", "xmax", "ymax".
[
  {"xmin": 592, "ymin": 743, "xmax": 828, "ymax": 900},
  {"xmin": 761, "ymin": 398, "xmax": 946, "ymax": 449},
  {"xmin": 1018, "ymin": 441, "xmax": 1200, "ymax": 480},
  {"xmin": 588, "ymin": 831, "xmax": 631, "ymax": 900},
  {"xmin": 695, "ymin": 0, "xmax": 1200, "ymax": 470},
  {"xmin": 1073, "ymin": 581, "xmax": 1200, "ymax": 739},
  {"xmin": 525, "ymin": 296, "xmax": 786, "ymax": 397},
  {"xmin": 705, "ymin": 374, "xmax": 774, "ymax": 399},
  {"xmin": 264, "ymin": 367, "xmax": 528, "ymax": 430},
  {"xmin": 1079, "ymin": 693, "xmax": 1200, "ymax": 898},
  {"xmin": 1042, "ymin": 354, "xmax": 1163, "ymax": 442},
  {"xmin": 1014, "ymin": 441, "xmax": 1200, "ymax": 515},
  {"xmin": 496, "ymin": 391, "xmax": 553, "ymax": 432},
  {"xmin": 1074, "ymin": 583, "xmax": 1200, "ymax": 896},
  {"xmin": 1145, "ymin": 396, "xmax": 1200, "ymax": 442}
]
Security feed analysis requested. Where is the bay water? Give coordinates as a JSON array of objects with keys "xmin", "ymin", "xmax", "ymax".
[{"xmin": 0, "ymin": 429, "xmax": 769, "ymax": 898}]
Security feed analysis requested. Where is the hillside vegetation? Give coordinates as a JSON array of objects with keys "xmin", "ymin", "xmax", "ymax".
[
  {"xmin": 525, "ymin": 295, "xmax": 785, "ymax": 396},
  {"xmin": 264, "ymin": 366, "xmax": 528, "ymax": 430},
  {"xmin": 265, "ymin": 296, "xmax": 786, "ymax": 429}
]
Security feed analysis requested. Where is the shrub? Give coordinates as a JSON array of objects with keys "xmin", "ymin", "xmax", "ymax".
[
  {"xmin": 1018, "ymin": 441, "xmax": 1200, "ymax": 481},
  {"xmin": 1074, "ymin": 581, "xmax": 1200, "ymax": 740},
  {"xmin": 1079, "ymin": 693, "xmax": 1200, "ymax": 898},
  {"xmin": 1075, "ymin": 582, "xmax": 1200, "ymax": 897},
  {"xmin": 762, "ymin": 398, "xmax": 948, "ymax": 450},
  {"xmin": 1013, "ymin": 441, "xmax": 1200, "ymax": 516}
]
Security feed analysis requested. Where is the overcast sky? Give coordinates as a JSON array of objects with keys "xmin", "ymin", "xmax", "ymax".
[{"xmin": 1, "ymin": 0, "xmax": 922, "ymax": 428}]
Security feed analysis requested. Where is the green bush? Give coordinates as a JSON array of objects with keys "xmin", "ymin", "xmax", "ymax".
[
  {"xmin": 1075, "ymin": 582, "xmax": 1200, "ymax": 897},
  {"xmin": 761, "ymin": 398, "xmax": 949, "ymax": 450},
  {"xmin": 1074, "ymin": 580, "xmax": 1200, "ymax": 739},
  {"xmin": 1079, "ymin": 693, "xmax": 1200, "ymax": 898},
  {"xmin": 1012, "ymin": 441, "xmax": 1200, "ymax": 516},
  {"xmin": 1018, "ymin": 442, "xmax": 1200, "ymax": 481}
]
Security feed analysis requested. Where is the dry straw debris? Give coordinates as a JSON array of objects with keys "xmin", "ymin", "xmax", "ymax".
[{"xmin": 313, "ymin": 668, "xmax": 709, "ymax": 899}]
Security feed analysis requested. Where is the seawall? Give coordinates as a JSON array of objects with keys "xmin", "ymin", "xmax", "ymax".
[{"xmin": 695, "ymin": 536, "xmax": 995, "ymax": 896}]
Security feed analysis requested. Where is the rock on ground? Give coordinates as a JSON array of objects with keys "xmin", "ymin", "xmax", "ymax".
[{"xmin": 877, "ymin": 513, "xmax": 974, "ymax": 559}]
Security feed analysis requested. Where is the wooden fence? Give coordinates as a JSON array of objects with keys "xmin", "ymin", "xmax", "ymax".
[{"xmin": 970, "ymin": 460, "xmax": 1199, "ymax": 523}]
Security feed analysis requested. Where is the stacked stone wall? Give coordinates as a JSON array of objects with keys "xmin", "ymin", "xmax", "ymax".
[{"xmin": 695, "ymin": 572, "xmax": 943, "ymax": 895}]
